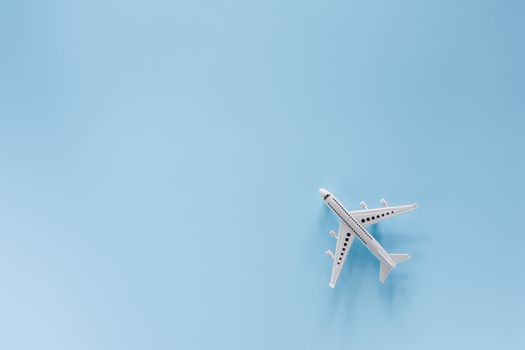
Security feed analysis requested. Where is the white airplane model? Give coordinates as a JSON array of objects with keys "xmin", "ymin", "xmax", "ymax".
[{"xmin": 319, "ymin": 188, "xmax": 418, "ymax": 288}]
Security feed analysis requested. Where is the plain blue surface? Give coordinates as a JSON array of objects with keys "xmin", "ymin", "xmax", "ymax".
[{"xmin": 1, "ymin": 1, "xmax": 524, "ymax": 349}]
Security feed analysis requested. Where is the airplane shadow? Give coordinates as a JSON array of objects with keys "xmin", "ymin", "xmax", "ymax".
[
  {"xmin": 369, "ymin": 223, "xmax": 421, "ymax": 313},
  {"xmin": 316, "ymin": 206, "xmax": 362, "ymax": 323},
  {"xmin": 318, "ymin": 214, "xmax": 423, "ymax": 323}
]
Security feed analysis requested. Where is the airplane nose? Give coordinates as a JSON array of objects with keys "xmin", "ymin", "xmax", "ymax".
[{"xmin": 319, "ymin": 188, "xmax": 330, "ymax": 199}]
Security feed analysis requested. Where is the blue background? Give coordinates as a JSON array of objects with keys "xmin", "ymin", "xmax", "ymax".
[{"xmin": 1, "ymin": 1, "xmax": 524, "ymax": 349}]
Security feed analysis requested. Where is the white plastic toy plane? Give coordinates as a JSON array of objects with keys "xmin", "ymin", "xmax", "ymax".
[{"xmin": 319, "ymin": 188, "xmax": 418, "ymax": 288}]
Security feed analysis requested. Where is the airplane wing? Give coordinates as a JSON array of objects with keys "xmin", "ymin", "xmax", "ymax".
[
  {"xmin": 350, "ymin": 202, "xmax": 418, "ymax": 227},
  {"xmin": 325, "ymin": 221, "xmax": 355, "ymax": 288}
]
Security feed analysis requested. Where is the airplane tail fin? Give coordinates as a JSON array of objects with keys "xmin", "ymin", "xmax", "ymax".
[{"xmin": 379, "ymin": 253, "xmax": 410, "ymax": 283}]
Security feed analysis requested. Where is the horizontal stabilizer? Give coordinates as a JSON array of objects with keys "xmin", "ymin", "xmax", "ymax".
[
  {"xmin": 379, "ymin": 262, "xmax": 392, "ymax": 283},
  {"xmin": 390, "ymin": 253, "xmax": 410, "ymax": 264},
  {"xmin": 379, "ymin": 253, "xmax": 410, "ymax": 283}
]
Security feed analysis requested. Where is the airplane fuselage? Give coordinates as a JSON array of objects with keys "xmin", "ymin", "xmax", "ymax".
[{"xmin": 322, "ymin": 192, "xmax": 395, "ymax": 267}]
